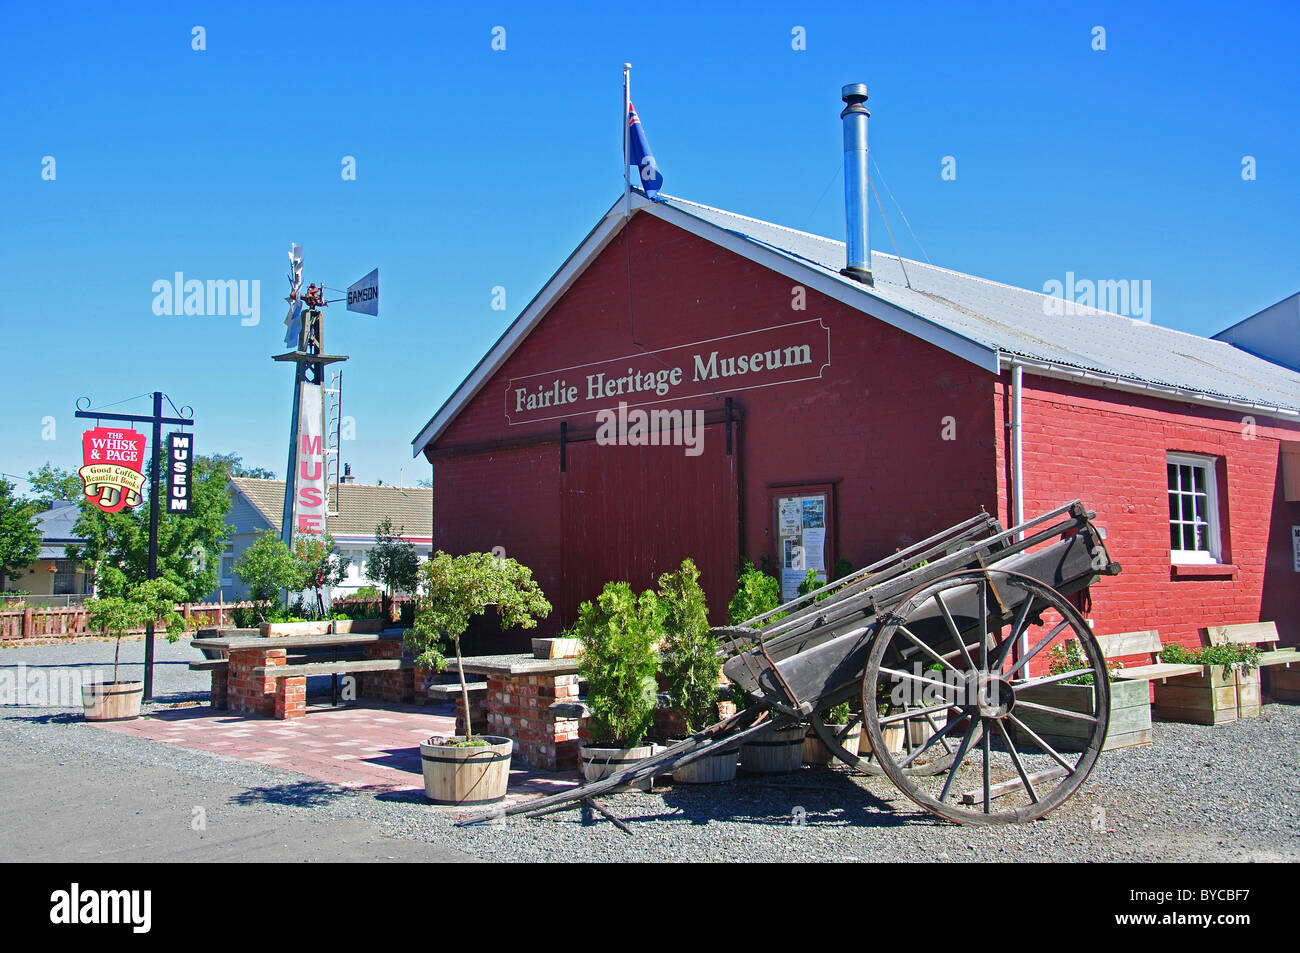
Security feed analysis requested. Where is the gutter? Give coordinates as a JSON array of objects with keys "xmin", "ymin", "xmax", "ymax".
[{"xmin": 998, "ymin": 353, "xmax": 1300, "ymax": 422}]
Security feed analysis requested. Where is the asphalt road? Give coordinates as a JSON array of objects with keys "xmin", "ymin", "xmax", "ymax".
[{"xmin": 0, "ymin": 735, "xmax": 474, "ymax": 863}]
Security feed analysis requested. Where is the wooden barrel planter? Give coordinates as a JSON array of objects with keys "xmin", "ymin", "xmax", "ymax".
[
  {"xmin": 671, "ymin": 745, "xmax": 739, "ymax": 784},
  {"xmin": 420, "ymin": 735, "xmax": 513, "ymax": 805},
  {"xmin": 861, "ymin": 720, "xmax": 906, "ymax": 756},
  {"xmin": 802, "ymin": 722, "xmax": 861, "ymax": 765},
  {"xmin": 739, "ymin": 723, "xmax": 805, "ymax": 773},
  {"xmin": 579, "ymin": 743, "xmax": 656, "ymax": 791},
  {"xmin": 82, "ymin": 681, "xmax": 143, "ymax": 722}
]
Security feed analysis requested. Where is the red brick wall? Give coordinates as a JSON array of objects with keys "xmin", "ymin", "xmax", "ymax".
[{"xmin": 994, "ymin": 373, "xmax": 1300, "ymax": 652}]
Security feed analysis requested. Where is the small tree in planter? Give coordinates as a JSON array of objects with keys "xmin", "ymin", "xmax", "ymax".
[
  {"xmin": 406, "ymin": 551, "xmax": 551, "ymax": 804},
  {"xmin": 365, "ymin": 518, "xmax": 420, "ymax": 623},
  {"xmin": 232, "ymin": 530, "xmax": 305, "ymax": 624},
  {"xmin": 293, "ymin": 533, "xmax": 350, "ymax": 619},
  {"xmin": 575, "ymin": 581, "xmax": 662, "ymax": 786},
  {"xmin": 82, "ymin": 578, "xmax": 191, "ymax": 721}
]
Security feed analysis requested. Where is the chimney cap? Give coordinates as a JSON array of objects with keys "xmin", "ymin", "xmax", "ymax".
[{"xmin": 841, "ymin": 83, "xmax": 869, "ymax": 104}]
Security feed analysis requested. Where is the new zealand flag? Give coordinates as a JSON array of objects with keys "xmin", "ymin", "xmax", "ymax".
[{"xmin": 627, "ymin": 103, "xmax": 664, "ymax": 200}]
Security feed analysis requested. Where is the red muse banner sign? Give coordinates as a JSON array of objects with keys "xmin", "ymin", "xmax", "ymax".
[
  {"xmin": 79, "ymin": 427, "xmax": 147, "ymax": 513},
  {"xmin": 505, "ymin": 319, "xmax": 831, "ymax": 426}
]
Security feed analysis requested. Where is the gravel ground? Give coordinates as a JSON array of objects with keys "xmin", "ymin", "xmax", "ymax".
[{"xmin": 3, "ymin": 639, "xmax": 1298, "ymax": 862}]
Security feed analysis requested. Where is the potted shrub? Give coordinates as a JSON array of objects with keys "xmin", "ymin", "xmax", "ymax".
[
  {"xmin": 655, "ymin": 559, "xmax": 736, "ymax": 784},
  {"xmin": 860, "ymin": 680, "xmax": 905, "ymax": 757},
  {"xmin": 82, "ymin": 578, "xmax": 191, "ymax": 721},
  {"xmin": 575, "ymin": 581, "xmax": 661, "ymax": 790},
  {"xmin": 406, "ymin": 551, "xmax": 551, "ymax": 805},
  {"xmin": 1153, "ymin": 642, "xmax": 1262, "ymax": 726}
]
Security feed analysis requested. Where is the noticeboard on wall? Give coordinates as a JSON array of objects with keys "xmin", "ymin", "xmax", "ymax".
[{"xmin": 771, "ymin": 484, "xmax": 835, "ymax": 602}]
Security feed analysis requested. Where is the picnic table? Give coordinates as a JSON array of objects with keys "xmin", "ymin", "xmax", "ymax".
[
  {"xmin": 457, "ymin": 654, "xmax": 582, "ymax": 771},
  {"xmin": 191, "ymin": 631, "xmax": 418, "ymax": 718}
]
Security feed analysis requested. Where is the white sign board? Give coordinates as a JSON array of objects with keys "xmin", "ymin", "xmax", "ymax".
[
  {"xmin": 346, "ymin": 268, "xmax": 379, "ymax": 316},
  {"xmin": 291, "ymin": 381, "xmax": 328, "ymax": 537}
]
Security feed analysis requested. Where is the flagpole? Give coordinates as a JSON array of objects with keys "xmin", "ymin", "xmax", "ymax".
[{"xmin": 623, "ymin": 62, "xmax": 631, "ymax": 219}]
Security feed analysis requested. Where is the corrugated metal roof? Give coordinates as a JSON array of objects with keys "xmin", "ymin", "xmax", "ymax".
[
  {"xmin": 228, "ymin": 478, "xmax": 433, "ymax": 540},
  {"xmin": 661, "ymin": 195, "xmax": 1300, "ymax": 414}
]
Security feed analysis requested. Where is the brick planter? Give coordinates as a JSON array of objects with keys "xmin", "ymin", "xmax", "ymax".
[{"xmin": 1153, "ymin": 666, "xmax": 1261, "ymax": 726}]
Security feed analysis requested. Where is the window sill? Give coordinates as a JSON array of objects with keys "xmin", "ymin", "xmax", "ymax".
[{"xmin": 1170, "ymin": 563, "xmax": 1237, "ymax": 579}]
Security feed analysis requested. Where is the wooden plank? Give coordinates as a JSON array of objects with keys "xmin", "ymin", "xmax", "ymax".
[
  {"xmin": 1095, "ymin": 629, "xmax": 1162, "ymax": 659},
  {"xmin": 1206, "ymin": 622, "xmax": 1279, "ymax": 646},
  {"xmin": 1115, "ymin": 662, "xmax": 1203, "ymax": 681},
  {"xmin": 427, "ymin": 682, "xmax": 487, "ymax": 697},
  {"xmin": 1104, "ymin": 728, "xmax": 1153, "ymax": 750},
  {"xmin": 1258, "ymin": 648, "xmax": 1300, "ymax": 666},
  {"xmin": 187, "ymin": 660, "xmax": 228, "ymax": 672},
  {"xmin": 251, "ymin": 659, "xmax": 413, "ymax": 679},
  {"xmin": 959, "ymin": 767, "xmax": 1068, "ymax": 805}
]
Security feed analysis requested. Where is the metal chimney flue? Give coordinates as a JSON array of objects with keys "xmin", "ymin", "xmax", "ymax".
[{"xmin": 840, "ymin": 83, "xmax": 873, "ymax": 286}]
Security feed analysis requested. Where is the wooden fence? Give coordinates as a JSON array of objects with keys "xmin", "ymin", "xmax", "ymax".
[{"xmin": 0, "ymin": 595, "xmax": 411, "ymax": 641}]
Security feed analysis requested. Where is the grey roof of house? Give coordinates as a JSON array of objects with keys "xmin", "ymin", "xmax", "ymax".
[
  {"xmin": 228, "ymin": 478, "xmax": 433, "ymax": 540},
  {"xmin": 34, "ymin": 501, "xmax": 86, "ymax": 559},
  {"xmin": 660, "ymin": 195, "xmax": 1300, "ymax": 414}
]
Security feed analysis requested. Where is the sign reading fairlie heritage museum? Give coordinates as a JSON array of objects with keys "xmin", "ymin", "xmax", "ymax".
[
  {"xmin": 505, "ymin": 319, "xmax": 831, "ymax": 425},
  {"xmin": 79, "ymin": 427, "xmax": 148, "ymax": 513},
  {"xmin": 166, "ymin": 431, "xmax": 194, "ymax": 513}
]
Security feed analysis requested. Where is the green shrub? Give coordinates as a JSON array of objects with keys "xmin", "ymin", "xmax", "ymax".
[
  {"xmin": 1047, "ymin": 639, "xmax": 1121, "ymax": 685},
  {"xmin": 1161, "ymin": 642, "xmax": 1261, "ymax": 676},
  {"xmin": 728, "ymin": 560, "xmax": 782, "ymax": 626},
  {"xmin": 576, "ymin": 581, "xmax": 661, "ymax": 748},
  {"xmin": 656, "ymin": 558, "xmax": 719, "ymax": 735}
]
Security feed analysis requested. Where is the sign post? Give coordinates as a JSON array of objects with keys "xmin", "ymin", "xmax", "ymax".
[{"xmin": 75, "ymin": 393, "xmax": 194, "ymax": 701}]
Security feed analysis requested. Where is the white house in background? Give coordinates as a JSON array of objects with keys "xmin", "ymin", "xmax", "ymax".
[{"xmin": 217, "ymin": 476, "xmax": 433, "ymax": 600}]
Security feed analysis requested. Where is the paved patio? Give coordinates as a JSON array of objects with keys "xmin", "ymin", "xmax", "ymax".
[{"xmin": 92, "ymin": 701, "xmax": 580, "ymax": 804}]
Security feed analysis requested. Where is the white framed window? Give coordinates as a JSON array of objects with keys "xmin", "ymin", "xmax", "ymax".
[
  {"xmin": 220, "ymin": 543, "xmax": 235, "ymax": 584},
  {"xmin": 1167, "ymin": 453, "xmax": 1221, "ymax": 563}
]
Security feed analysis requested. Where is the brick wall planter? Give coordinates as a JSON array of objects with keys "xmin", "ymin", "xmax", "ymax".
[
  {"xmin": 1152, "ymin": 666, "xmax": 1261, "ymax": 726},
  {"xmin": 1014, "ymin": 678, "xmax": 1151, "ymax": 751}
]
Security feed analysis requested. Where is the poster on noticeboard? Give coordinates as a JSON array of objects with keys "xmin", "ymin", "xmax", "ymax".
[{"xmin": 776, "ymin": 492, "xmax": 828, "ymax": 601}]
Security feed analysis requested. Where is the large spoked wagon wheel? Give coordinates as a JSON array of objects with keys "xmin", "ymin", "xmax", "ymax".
[
  {"xmin": 862, "ymin": 569, "xmax": 1110, "ymax": 825},
  {"xmin": 809, "ymin": 704, "xmax": 970, "ymax": 777}
]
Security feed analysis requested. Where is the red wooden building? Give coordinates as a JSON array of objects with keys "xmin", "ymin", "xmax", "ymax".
[{"xmin": 412, "ymin": 96, "xmax": 1300, "ymax": 652}]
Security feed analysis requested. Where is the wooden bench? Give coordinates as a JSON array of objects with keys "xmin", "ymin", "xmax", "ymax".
[
  {"xmin": 189, "ymin": 659, "xmax": 229, "ymax": 672},
  {"xmin": 1206, "ymin": 622, "xmax": 1300, "ymax": 703},
  {"xmin": 251, "ymin": 659, "xmax": 415, "ymax": 680},
  {"xmin": 1102, "ymin": 630, "xmax": 1202, "ymax": 683},
  {"xmin": 427, "ymin": 681, "xmax": 487, "ymax": 699}
]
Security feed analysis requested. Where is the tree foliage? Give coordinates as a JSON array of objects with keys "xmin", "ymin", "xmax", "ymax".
[
  {"xmin": 232, "ymin": 530, "xmax": 305, "ymax": 620},
  {"xmin": 84, "ymin": 577, "xmax": 191, "ymax": 683},
  {"xmin": 728, "ymin": 559, "xmax": 783, "ymax": 627},
  {"xmin": 26, "ymin": 463, "xmax": 83, "ymax": 509},
  {"xmin": 0, "ymin": 479, "xmax": 41, "ymax": 591},
  {"xmin": 294, "ymin": 534, "xmax": 349, "ymax": 618},
  {"xmin": 407, "ymin": 551, "xmax": 551, "ymax": 738},
  {"xmin": 576, "ymin": 581, "xmax": 662, "ymax": 748},
  {"xmin": 365, "ymin": 518, "xmax": 420, "ymax": 621},
  {"xmin": 70, "ymin": 453, "xmax": 233, "ymax": 601},
  {"xmin": 656, "ymin": 558, "xmax": 719, "ymax": 734}
]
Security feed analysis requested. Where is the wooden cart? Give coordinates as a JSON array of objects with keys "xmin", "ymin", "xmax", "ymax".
[{"xmin": 462, "ymin": 501, "xmax": 1122, "ymax": 827}]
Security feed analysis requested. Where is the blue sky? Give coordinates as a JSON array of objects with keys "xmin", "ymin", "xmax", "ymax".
[{"xmin": 2, "ymin": 1, "xmax": 1297, "ymax": 492}]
